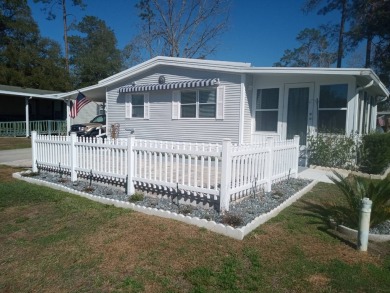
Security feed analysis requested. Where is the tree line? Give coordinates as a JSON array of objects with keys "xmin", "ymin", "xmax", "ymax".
[
  {"xmin": 275, "ymin": 0, "xmax": 390, "ymax": 85},
  {"xmin": 0, "ymin": 0, "xmax": 389, "ymax": 92},
  {"xmin": 0, "ymin": 0, "xmax": 229, "ymax": 91}
]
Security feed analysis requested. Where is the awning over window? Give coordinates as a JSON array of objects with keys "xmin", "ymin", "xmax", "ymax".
[{"xmin": 119, "ymin": 78, "xmax": 219, "ymax": 93}]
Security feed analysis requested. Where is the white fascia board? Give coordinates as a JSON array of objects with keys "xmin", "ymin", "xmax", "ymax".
[
  {"xmin": 43, "ymin": 83, "xmax": 107, "ymax": 101},
  {"xmin": 244, "ymin": 67, "xmax": 389, "ymax": 98},
  {"xmin": 242, "ymin": 67, "xmax": 373, "ymax": 75},
  {"xmin": 98, "ymin": 56, "xmax": 252, "ymax": 85},
  {"xmin": 0, "ymin": 90, "xmax": 64, "ymax": 100}
]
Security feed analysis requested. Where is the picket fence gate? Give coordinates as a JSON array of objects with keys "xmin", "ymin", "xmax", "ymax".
[{"xmin": 31, "ymin": 131, "xmax": 300, "ymax": 211}]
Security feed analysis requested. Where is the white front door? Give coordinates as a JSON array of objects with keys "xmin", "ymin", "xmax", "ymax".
[{"xmin": 282, "ymin": 83, "xmax": 315, "ymax": 145}]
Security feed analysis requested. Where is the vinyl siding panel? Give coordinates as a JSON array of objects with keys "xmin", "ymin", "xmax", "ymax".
[
  {"xmin": 107, "ymin": 66, "xmax": 242, "ymax": 144},
  {"xmin": 70, "ymin": 102, "xmax": 102, "ymax": 124},
  {"xmin": 243, "ymin": 74, "xmax": 253, "ymax": 144}
]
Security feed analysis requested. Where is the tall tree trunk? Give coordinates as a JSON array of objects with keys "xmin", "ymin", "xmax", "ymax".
[
  {"xmin": 365, "ymin": 34, "xmax": 372, "ymax": 68},
  {"xmin": 337, "ymin": 0, "xmax": 347, "ymax": 68},
  {"xmin": 62, "ymin": 0, "xmax": 69, "ymax": 72}
]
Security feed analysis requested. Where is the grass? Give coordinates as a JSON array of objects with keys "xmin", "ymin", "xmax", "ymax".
[
  {"xmin": 0, "ymin": 137, "xmax": 31, "ymax": 150},
  {"xmin": 0, "ymin": 165, "xmax": 389, "ymax": 292}
]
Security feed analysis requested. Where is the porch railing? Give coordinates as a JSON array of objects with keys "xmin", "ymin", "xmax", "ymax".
[{"xmin": 0, "ymin": 120, "xmax": 66, "ymax": 137}]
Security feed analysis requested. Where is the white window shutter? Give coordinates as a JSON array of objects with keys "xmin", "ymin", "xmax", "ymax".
[
  {"xmin": 172, "ymin": 90, "xmax": 180, "ymax": 119},
  {"xmin": 144, "ymin": 93, "xmax": 150, "ymax": 119},
  {"xmin": 125, "ymin": 94, "xmax": 132, "ymax": 118},
  {"xmin": 216, "ymin": 86, "xmax": 225, "ymax": 120}
]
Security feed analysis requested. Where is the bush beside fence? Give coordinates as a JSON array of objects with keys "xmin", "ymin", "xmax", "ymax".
[{"xmin": 31, "ymin": 132, "xmax": 300, "ymax": 212}]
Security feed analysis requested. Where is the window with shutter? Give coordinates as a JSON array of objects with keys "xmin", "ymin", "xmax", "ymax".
[{"xmin": 125, "ymin": 93, "xmax": 148, "ymax": 119}]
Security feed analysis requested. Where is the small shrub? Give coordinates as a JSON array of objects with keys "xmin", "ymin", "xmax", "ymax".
[
  {"xmin": 21, "ymin": 172, "xmax": 40, "ymax": 177},
  {"xmin": 329, "ymin": 171, "xmax": 390, "ymax": 228},
  {"xmin": 359, "ymin": 133, "xmax": 390, "ymax": 174},
  {"xmin": 178, "ymin": 205, "xmax": 194, "ymax": 215},
  {"xmin": 82, "ymin": 186, "xmax": 95, "ymax": 193},
  {"xmin": 129, "ymin": 192, "xmax": 144, "ymax": 202},
  {"xmin": 58, "ymin": 178, "xmax": 68, "ymax": 183},
  {"xmin": 221, "ymin": 212, "xmax": 244, "ymax": 227},
  {"xmin": 307, "ymin": 133, "xmax": 357, "ymax": 169}
]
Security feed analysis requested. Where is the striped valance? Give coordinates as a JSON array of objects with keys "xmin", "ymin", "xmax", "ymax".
[{"xmin": 119, "ymin": 78, "xmax": 220, "ymax": 93}]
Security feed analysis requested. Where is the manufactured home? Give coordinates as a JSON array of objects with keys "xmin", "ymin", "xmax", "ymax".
[{"xmin": 54, "ymin": 56, "xmax": 389, "ymax": 145}]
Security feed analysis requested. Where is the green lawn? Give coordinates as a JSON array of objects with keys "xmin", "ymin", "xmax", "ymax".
[
  {"xmin": 0, "ymin": 137, "xmax": 31, "ymax": 150},
  {"xmin": 0, "ymin": 165, "xmax": 389, "ymax": 292}
]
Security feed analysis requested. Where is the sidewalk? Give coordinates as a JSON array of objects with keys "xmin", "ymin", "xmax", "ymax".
[
  {"xmin": 298, "ymin": 166, "xmax": 350, "ymax": 183},
  {"xmin": 0, "ymin": 148, "xmax": 32, "ymax": 168}
]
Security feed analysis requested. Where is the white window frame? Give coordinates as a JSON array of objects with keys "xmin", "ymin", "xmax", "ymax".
[
  {"xmin": 172, "ymin": 86, "xmax": 224, "ymax": 120},
  {"xmin": 318, "ymin": 84, "xmax": 348, "ymax": 133},
  {"xmin": 254, "ymin": 88, "xmax": 280, "ymax": 133},
  {"xmin": 125, "ymin": 93, "xmax": 149, "ymax": 119}
]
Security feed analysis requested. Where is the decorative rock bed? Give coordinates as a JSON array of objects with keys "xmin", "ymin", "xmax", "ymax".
[{"xmin": 13, "ymin": 170, "xmax": 386, "ymax": 240}]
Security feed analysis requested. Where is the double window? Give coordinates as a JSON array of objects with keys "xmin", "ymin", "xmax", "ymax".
[
  {"xmin": 180, "ymin": 89, "xmax": 216, "ymax": 118},
  {"xmin": 255, "ymin": 88, "xmax": 279, "ymax": 132},
  {"xmin": 125, "ymin": 93, "xmax": 149, "ymax": 119},
  {"xmin": 318, "ymin": 84, "xmax": 348, "ymax": 133}
]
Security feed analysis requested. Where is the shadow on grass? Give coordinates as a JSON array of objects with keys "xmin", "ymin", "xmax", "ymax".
[{"xmin": 295, "ymin": 199, "xmax": 357, "ymax": 249}]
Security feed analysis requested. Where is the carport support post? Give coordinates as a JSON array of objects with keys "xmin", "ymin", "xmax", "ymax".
[
  {"xmin": 126, "ymin": 135, "xmax": 135, "ymax": 195},
  {"xmin": 31, "ymin": 131, "xmax": 37, "ymax": 172},
  {"xmin": 70, "ymin": 132, "xmax": 77, "ymax": 181},
  {"xmin": 358, "ymin": 197, "xmax": 372, "ymax": 252},
  {"xmin": 220, "ymin": 139, "xmax": 232, "ymax": 212}
]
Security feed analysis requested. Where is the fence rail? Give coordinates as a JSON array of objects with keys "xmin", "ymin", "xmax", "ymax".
[
  {"xmin": 31, "ymin": 132, "xmax": 299, "ymax": 211},
  {"xmin": 0, "ymin": 120, "xmax": 66, "ymax": 137}
]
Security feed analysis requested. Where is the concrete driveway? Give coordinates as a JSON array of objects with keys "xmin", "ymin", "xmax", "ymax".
[{"xmin": 0, "ymin": 148, "xmax": 32, "ymax": 167}]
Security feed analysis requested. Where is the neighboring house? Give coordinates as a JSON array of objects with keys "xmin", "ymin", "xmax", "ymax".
[
  {"xmin": 51, "ymin": 57, "xmax": 390, "ymax": 145},
  {"xmin": 0, "ymin": 84, "xmax": 65, "ymax": 136},
  {"xmin": 0, "ymin": 84, "xmax": 103, "ymax": 136}
]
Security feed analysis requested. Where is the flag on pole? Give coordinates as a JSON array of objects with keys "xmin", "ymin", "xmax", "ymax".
[{"xmin": 70, "ymin": 92, "xmax": 90, "ymax": 118}]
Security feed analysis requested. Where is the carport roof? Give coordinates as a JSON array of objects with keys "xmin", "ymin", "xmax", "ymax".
[{"xmin": 0, "ymin": 84, "xmax": 62, "ymax": 99}]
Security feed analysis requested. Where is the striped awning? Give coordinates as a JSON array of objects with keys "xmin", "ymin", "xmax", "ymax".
[{"xmin": 119, "ymin": 78, "xmax": 219, "ymax": 93}]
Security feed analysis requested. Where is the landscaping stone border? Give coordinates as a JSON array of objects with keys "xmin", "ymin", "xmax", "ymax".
[
  {"xmin": 13, "ymin": 171, "xmax": 317, "ymax": 240},
  {"xmin": 309, "ymin": 165, "xmax": 390, "ymax": 180},
  {"xmin": 337, "ymin": 224, "xmax": 390, "ymax": 243}
]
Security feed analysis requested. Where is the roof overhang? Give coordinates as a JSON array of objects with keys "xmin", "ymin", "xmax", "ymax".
[
  {"xmin": 244, "ymin": 67, "xmax": 390, "ymax": 99},
  {"xmin": 0, "ymin": 85, "xmax": 63, "ymax": 100},
  {"xmin": 46, "ymin": 56, "xmax": 390, "ymax": 103},
  {"xmin": 47, "ymin": 83, "xmax": 107, "ymax": 102}
]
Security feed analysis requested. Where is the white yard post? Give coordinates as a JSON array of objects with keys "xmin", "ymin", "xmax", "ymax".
[
  {"xmin": 358, "ymin": 197, "xmax": 372, "ymax": 252},
  {"xmin": 265, "ymin": 137, "xmax": 274, "ymax": 192},
  {"xmin": 66, "ymin": 99, "xmax": 71, "ymax": 134},
  {"xmin": 25, "ymin": 97, "xmax": 30, "ymax": 137},
  {"xmin": 70, "ymin": 132, "xmax": 77, "ymax": 181},
  {"xmin": 293, "ymin": 135, "xmax": 300, "ymax": 178},
  {"xmin": 220, "ymin": 139, "xmax": 232, "ymax": 212},
  {"xmin": 31, "ymin": 131, "xmax": 38, "ymax": 172},
  {"xmin": 126, "ymin": 134, "xmax": 135, "ymax": 195}
]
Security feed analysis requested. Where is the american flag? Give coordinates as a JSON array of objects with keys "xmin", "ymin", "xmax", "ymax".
[{"xmin": 70, "ymin": 92, "xmax": 90, "ymax": 118}]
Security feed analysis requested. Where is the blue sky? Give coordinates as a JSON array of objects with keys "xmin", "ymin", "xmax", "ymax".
[{"xmin": 28, "ymin": 0, "xmax": 342, "ymax": 67}]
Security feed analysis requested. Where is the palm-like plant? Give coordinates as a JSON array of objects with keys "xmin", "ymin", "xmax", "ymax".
[{"xmin": 328, "ymin": 171, "xmax": 390, "ymax": 228}]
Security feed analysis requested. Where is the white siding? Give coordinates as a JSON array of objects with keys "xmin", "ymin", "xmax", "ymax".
[
  {"xmin": 243, "ymin": 74, "xmax": 253, "ymax": 144},
  {"xmin": 107, "ymin": 66, "xmax": 242, "ymax": 144},
  {"xmin": 71, "ymin": 102, "xmax": 101, "ymax": 124}
]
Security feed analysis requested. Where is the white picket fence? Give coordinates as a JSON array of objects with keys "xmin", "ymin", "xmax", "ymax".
[{"xmin": 31, "ymin": 132, "xmax": 299, "ymax": 211}]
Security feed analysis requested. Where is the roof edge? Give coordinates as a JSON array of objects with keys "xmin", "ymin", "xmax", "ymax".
[{"xmin": 98, "ymin": 56, "xmax": 252, "ymax": 85}]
